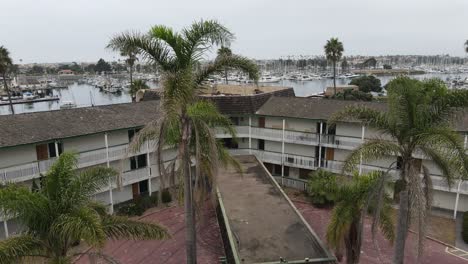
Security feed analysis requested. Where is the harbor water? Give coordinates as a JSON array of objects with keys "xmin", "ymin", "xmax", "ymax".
[{"xmin": 1, "ymin": 73, "xmax": 467, "ymax": 115}]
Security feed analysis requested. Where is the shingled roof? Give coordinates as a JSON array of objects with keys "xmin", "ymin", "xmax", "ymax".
[
  {"xmin": 201, "ymin": 87, "xmax": 295, "ymax": 115},
  {"xmin": 0, "ymin": 101, "xmax": 159, "ymax": 148},
  {"xmin": 256, "ymin": 97, "xmax": 468, "ymax": 131}
]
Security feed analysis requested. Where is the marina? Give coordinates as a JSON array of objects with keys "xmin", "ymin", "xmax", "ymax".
[{"xmin": 1, "ymin": 71, "xmax": 468, "ymax": 115}]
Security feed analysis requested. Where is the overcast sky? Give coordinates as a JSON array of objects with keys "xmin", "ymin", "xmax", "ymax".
[{"xmin": 1, "ymin": 0, "xmax": 467, "ymax": 63}]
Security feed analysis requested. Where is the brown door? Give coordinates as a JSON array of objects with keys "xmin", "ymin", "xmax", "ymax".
[
  {"xmin": 36, "ymin": 144, "xmax": 49, "ymax": 161},
  {"xmin": 132, "ymin": 183, "xmax": 140, "ymax": 199},
  {"xmin": 258, "ymin": 117, "xmax": 265, "ymax": 128},
  {"xmin": 325, "ymin": 148, "xmax": 335, "ymax": 161}
]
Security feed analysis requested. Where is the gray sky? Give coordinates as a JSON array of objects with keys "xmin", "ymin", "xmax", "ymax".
[{"xmin": 1, "ymin": 0, "xmax": 467, "ymax": 63}]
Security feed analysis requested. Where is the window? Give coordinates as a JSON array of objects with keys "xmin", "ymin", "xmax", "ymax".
[
  {"xmin": 130, "ymin": 154, "xmax": 147, "ymax": 170},
  {"xmin": 274, "ymin": 164, "xmax": 282, "ymax": 175},
  {"xmin": 258, "ymin": 139, "xmax": 265, "ymax": 150},
  {"xmin": 230, "ymin": 117, "xmax": 240, "ymax": 126},
  {"xmin": 139, "ymin": 180, "xmax": 149, "ymax": 195},
  {"xmin": 128, "ymin": 128, "xmax": 141, "ymax": 142},
  {"xmin": 396, "ymin": 156, "xmax": 403, "ymax": 170},
  {"xmin": 47, "ymin": 142, "xmax": 63, "ymax": 158}
]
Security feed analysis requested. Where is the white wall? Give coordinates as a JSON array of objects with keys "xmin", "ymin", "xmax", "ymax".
[
  {"xmin": 284, "ymin": 143, "xmax": 315, "ymax": 157},
  {"xmin": 0, "ymin": 145, "xmax": 37, "ymax": 167},
  {"xmin": 286, "ymin": 118, "xmax": 317, "ymax": 133},
  {"xmin": 64, "ymin": 133, "xmax": 105, "ymax": 153}
]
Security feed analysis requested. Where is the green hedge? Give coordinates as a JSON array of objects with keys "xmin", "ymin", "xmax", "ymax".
[
  {"xmin": 116, "ymin": 192, "xmax": 160, "ymax": 216},
  {"xmin": 463, "ymin": 212, "xmax": 468, "ymax": 243}
]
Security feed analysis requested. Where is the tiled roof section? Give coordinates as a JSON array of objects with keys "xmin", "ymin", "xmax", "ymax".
[
  {"xmin": 0, "ymin": 101, "xmax": 159, "ymax": 148},
  {"xmin": 256, "ymin": 97, "xmax": 387, "ymax": 120},
  {"xmin": 204, "ymin": 88, "xmax": 295, "ymax": 115}
]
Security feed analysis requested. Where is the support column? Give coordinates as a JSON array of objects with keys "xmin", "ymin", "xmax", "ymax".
[
  {"xmin": 248, "ymin": 117, "xmax": 252, "ymax": 154},
  {"xmin": 3, "ymin": 219, "xmax": 8, "ymax": 238},
  {"xmin": 104, "ymin": 133, "xmax": 114, "ymax": 214},
  {"xmin": 453, "ymin": 134, "xmax": 468, "ymax": 219},
  {"xmin": 318, "ymin": 122, "xmax": 323, "ymax": 168},
  {"xmin": 146, "ymin": 141, "xmax": 152, "ymax": 195},
  {"xmin": 54, "ymin": 141, "xmax": 60, "ymax": 157},
  {"xmin": 359, "ymin": 125, "xmax": 366, "ymax": 175},
  {"xmin": 281, "ymin": 119, "xmax": 285, "ymax": 185}
]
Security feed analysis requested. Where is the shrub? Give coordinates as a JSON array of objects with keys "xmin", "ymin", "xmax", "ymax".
[
  {"xmin": 307, "ymin": 169, "xmax": 338, "ymax": 207},
  {"xmin": 463, "ymin": 212, "xmax": 468, "ymax": 243},
  {"xmin": 116, "ymin": 193, "xmax": 159, "ymax": 216},
  {"xmin": 161, "ymin": 189, "xmax": 172, "ymax": 204}
]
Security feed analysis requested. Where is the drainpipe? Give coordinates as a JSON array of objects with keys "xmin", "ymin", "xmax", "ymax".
[
  {"xmin": 104, "ymin": 133, "xmax": 114, "ymax": 214},
  {"xmin": 318, "ymin": 122, "xmax": 323, "ymax": 168},
  {"xmin": 281, "ymin": 119, "xmax": 285, "ymax": 185},
  {"xmin": 359, "ymin": 125, "xmax": 366, "ymax": 175},
  {"xmin": 249, "ymin": 117, "xmax": 252, "ymax": 155},
  {"xmin": 453, "ymin": 133, "xmax": 467, "ymax": 219},
  {"xmin": 146, "ymin": 141, "xmax": 152, "ymax": 195}
]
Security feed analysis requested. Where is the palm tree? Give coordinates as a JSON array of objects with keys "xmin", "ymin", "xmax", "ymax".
[
  {"xmin": 0, "ymin": 152, "xmax": 168, "ymax": 263},
  {"xmin": 324, "ymin": 38, "xmax": 344, "ymax": 96},
  {"xmin": 217, "ymin": 46, "xmax": 232, "ymax": 84},
  {"xmin": 465, "ymin": 40, "xmax": 468, "ymax": 53},
  {"xmin": 330, "ymin": 77, "xmax": 468, "ymax": 263},
  {"xmin": 0, "ymin": 46, "xmax": 15, "ymax": 114},
  {"xmin": 108, "ymin": 20, "xmax": 259, "ymax": 264},
  {"xmin": 129, "ymin": 79, "xmax": 149, "ymax": 101},
  {"xmin": 327, "ymin": 171, "xmax": 394, "ymax": 264},
  {"xmin": 108, "ymin": 44, "xmax": 138, "ymax": 85}
]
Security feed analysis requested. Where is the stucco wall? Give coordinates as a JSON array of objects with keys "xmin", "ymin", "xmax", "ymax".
[{"xmin": 0, "ymin": 145, "xmax": 37, "ymax": 168}]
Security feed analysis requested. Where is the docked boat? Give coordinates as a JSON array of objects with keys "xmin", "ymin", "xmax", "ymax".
[
  {"xmin": 60, "ymin": 101, "xmax": 77, "ymax": 109},
  {"xmin": 22, "ymin": 92, "xmax": 36, "ymax": 100},
  {"xmin": 258, "ymin": 75, "xmax": 281, "ymax": 83}
]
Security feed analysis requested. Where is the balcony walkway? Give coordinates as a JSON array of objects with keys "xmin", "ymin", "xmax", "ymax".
[{"xmin": 217, "ymin": 155, "xmax": 335, "ymax": 264}]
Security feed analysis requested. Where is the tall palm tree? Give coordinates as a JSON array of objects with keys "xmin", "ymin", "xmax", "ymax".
[
  {"xmin": 330, "ymin": 77, "xmax": 468, "ymax": 263},
  {"xmin": 108, "ymin": 20, "xmax": 259, "ymax": 264},
  {"xmin": 0, "ymin": 46, "xmax": 15, "ymax": 114},
  {"xmin": 129, "ymin": 79, "xmax": 149, "ymax": 101},
  {"xmin": 324, "ymin": 38, "xmax": 344, "ymax": 96},
  {"xmin": 108, "ymin": 44, "xmax": 138, "ymax": 85},
  {"xmin": 327, "ymin": 171, "xmax": 394, "ymax": 264},
  {"xmin": 0, "ymin": 152, "xmax": 168, "ymax": 263},
  {"xmin": 217, "ymin": 46, "xmax": 232, "ymax": 84}
]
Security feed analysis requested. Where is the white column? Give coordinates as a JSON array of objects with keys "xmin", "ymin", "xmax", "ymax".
[
  {"xmin": 248, "ymin": 117, "xmax": 252, "ymax": 154},
  {"xmin": 281, "ymin": 119, "xmax": 285, "ymax": 185},
  {"xmin": 54, "ymin": 141, "xmax": 60, "ymax": 157},
  {"xmin": 104, "ymin": 133, "xmax": 114, "ymax": 214},
  {"xmin": 318, "ymin": 122, "xmax": 323, "ymax": 168},
  {"xmin": 359, "ymin": 125, "xmax": 366, "ymax": 175},
  {"xmin": 146, "ymin": 141, "xmax": 152, "ymax": 195},
  {"xmin": 3, "ymin": 219, "xmax": 8, "ymax": 238},
  {"xmin": 453, "ymin": 134, "xmax": 468, "ymax": 219}
]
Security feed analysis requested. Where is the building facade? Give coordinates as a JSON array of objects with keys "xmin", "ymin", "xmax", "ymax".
[{"xmin": 0, "ymin": 86, "xmax": 466, "ymax": 239}]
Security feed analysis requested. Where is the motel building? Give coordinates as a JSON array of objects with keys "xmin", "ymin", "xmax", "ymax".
[{"xmin": 0, "ymin": 85, "xmax": 467, "ymax": 239}]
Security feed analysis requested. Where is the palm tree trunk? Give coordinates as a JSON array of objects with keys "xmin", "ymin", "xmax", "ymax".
[
  {"xmin": 345, "ymin": 219, "xmax": 361, "ymax": 264},
  {"xmin": 224, "ymin": 68, "xmax": 228, "ymax": 84},
  {"xmin": 333, "ymin": 61, "xmax": 337, "ymax": 96},
  {"xmin": 180, "ymin": 119, "xmax": 197, "ymax": 264},
  {"xmin": 129, "ymin": 64, "xmax": 133, "ymax": 86},
  {"xmin": 393, "ymin": 186, "xmax": 410, "ymax": 264},
  {"xmin": 2, "ymin": 73, "xmax": 14, "ymax": 114}
]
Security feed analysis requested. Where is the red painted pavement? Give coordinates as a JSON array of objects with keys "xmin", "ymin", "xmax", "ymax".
[
  {"xmin": 293, "ymin": 200, "xmax": 466, "ymax": 264},
  {"xmin": 74, "ymin": 203, "xmax": 224, "ymax": 264}
]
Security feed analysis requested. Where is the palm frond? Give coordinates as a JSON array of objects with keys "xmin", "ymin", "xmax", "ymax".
[
  {"xmin": 108, "ymin": 31, "xmax": 175, "ymax": 71},
  {"xmin": 0, "ymin": 234, "xmax": 46, "ymax": 263},
  {"xmin": 102, "ymin": 216, "xmax": 169, "ymax": 240},
  {"xmin": 195, "ymin": 54, "xmax": 259, "ymax": 85},
  {"xmin": 341, "ymin": 139, "xmax": 401, "ymax": 173}
]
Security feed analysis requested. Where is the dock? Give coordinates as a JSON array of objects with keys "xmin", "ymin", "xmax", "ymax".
[
  {"xmin": 216, "ymin": 155, "xmax": 335, "ymax": 264},
  {"xmin": 0, "ymin": 97, "xmax": 59, "ymax": 106}
]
